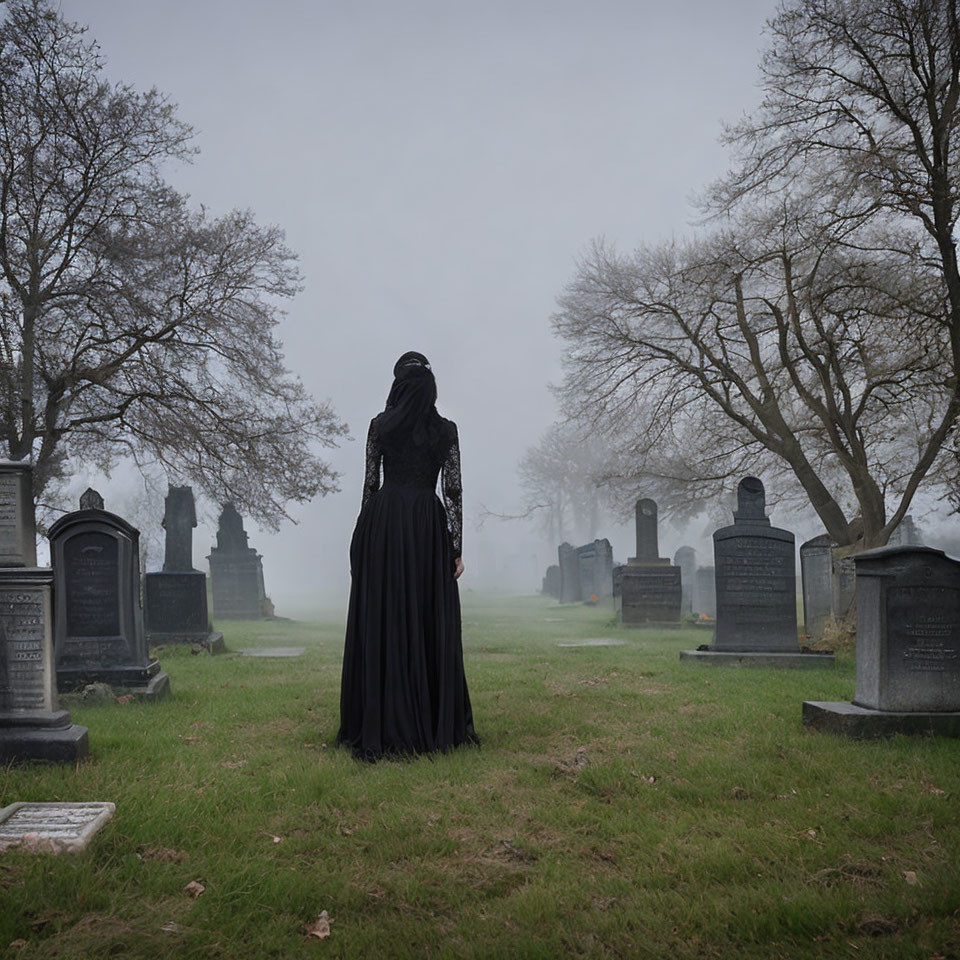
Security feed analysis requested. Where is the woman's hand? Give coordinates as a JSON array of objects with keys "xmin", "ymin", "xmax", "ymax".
[{"xmin": 454, "ymin": 557, "xmax": 464, "ymax": 580}]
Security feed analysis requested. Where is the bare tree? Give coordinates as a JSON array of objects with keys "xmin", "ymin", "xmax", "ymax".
[
  {"xmin": 515, "ymin": 422, "xmax": 613, "ymax": 546},
  {"xmin": 555, "ymin": 200, "xmax": 954, "ymax": 549},
  {"xmin": 0, "ymin": 0, "xmax": 346, "ymax": 527}
]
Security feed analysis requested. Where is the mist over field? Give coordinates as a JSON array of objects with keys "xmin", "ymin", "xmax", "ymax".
[{"xmin": 46, "ymin": 0, "xmax": 788, "ymax": 614}]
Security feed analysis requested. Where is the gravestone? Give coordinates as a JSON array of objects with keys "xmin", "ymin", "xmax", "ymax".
[
  {"xmin": 576, "ymin": 539, "xmax": 613, "ymax": 601},
  {"xmin": 674, "ymin": 546, "xmax": 697, "ymax": 614},
  {"xmin": 558, "ymin": 543, "xmax": 581, "ymax": 604},
  {"xmin": 696, "ymin": 566, "xmax": 717, "ymax": 618},
  {"xmin": 616, "ymin": 499, "xmax": 681, "ymax": 627},
  {"xmin": 800, "ymin": 534, "xmax": 834, "ymax": 638},
  {"xmin": 144, "ymin": 486, "xmax": 223, "ymax": 651},
  {"xmin": 0, "ymin": 801, "xmax": 115, "ymax": 853},
  {"xmin": 0, "ymin": 462, "xmax": 88, "ymax": 762},
  {"xmin": 888, "ymin": 515, "xmax": 921, "ymax": 547},
  {"xmin": 804, "ymin": 546, "xmax": 960, "ymax": 737},
  {"xmin": 541, "ymin": 565, "xmax": 561, "ymax": 599},
  {"xmin": 49, "ymin": 492, "xmax": 170, "ymax": 699},
  {"xmin": 680, "ymin": 477, "xmax": 833, "ymax": 668},
  {"xmin": 208, "ymin": 503, "xmax": 272, "ymax": 620}
]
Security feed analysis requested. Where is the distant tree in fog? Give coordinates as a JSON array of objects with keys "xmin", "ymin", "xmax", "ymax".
[
  {"xmin": 0, "ymin": 0, "xmax": 346, "ymax": 527},
  {"xmin": 516, "ymin": 422, "xmax": 611, "ymax": 546},
  {"xmin": 554, "ymin": 0, "xmax": 960, "ymax": 550}
]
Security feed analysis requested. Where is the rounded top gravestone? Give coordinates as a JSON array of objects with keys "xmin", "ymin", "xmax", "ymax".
[{"xmin": 732, "ymin": 476, "xmax": 770, "ymax": 525}]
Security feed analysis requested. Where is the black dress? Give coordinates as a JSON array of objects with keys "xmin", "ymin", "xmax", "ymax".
[{"xmin": 337, "ymin": 413, "xmax": 478, "ymax": 758}]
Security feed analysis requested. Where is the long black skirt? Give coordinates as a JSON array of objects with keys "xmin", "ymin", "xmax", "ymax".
[{"xmin": 337, "ymin": 485, "xmax": 478, "ymax": 759}]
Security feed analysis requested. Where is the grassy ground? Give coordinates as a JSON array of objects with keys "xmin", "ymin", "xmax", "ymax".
[{"xmin": 1, "ymin": 593, "xmax": 958, "ymax": 959}]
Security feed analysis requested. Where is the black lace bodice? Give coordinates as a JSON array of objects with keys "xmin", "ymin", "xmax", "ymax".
[{"xmin": 361, "ymin": 415, "xmax": 463, "ymax": 556}]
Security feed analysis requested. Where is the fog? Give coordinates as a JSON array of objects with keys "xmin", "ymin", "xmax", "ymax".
[{"xmin": 54, "ymin": 0, "xmax": 779, "ymax": 614}]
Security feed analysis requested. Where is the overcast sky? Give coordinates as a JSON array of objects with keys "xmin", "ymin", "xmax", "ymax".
[{"xmin": 56, "ymin": 0, "xmax": 779, "ymax": 612}]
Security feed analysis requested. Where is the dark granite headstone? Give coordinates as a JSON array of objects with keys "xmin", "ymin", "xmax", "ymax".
[
  {"xmin": 558, "ymin": 543, "xmax": 581, "ymax": 604},
  {"xmin": 207, "ymin": 504, "xmax": 270, "ymax": 620},
  {"xmin": 542, "ymin": 565, "xmax": 561, "ymax": 599},
  {"xmin": 49, "ymin": 493, "xmax": 169, "ymax": 698},
  {"xmin": 617, "ymin": 499, "xmax": 681, "ymax": 626},
  {"xmin": 674, "ymin": 546, "xmax": 697, "ymax": 614},
  {"xmin": 696, "ymin": 566, "xmax": 717, "ymax": 618},
  {"xmin": 0, "ymin": 463, "xmax": 87, "ymax": 763},
  {"xmin": 711, "ymin": 477, "xmax": 798, "ymax": 651},
  {"xmin": 144, "ymin": 485, "xmax": 222, "ymax": 650},
  {"xmin": 800, "ymin": 534, "xmax": 834, "ymax": 638},
  {"xmin": 574, "ymin": 539, "xmax": 614, "ymax": 602},
  {"xmin": 803, "ymin": 546, "xmax": 960, "ymax": 736}
]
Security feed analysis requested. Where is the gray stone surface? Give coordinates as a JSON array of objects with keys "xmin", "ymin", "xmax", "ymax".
[
  {"xmin": 674, "ymin": 546, "xmax": 697, "ymax": 614},
  {"xmin": 0, "ymin": 466, "xmax": 88, "ymax": 764},
  {"xmin": 162, "ymin": 485, "xmax": 197, "ymax": 572},
  {"xmin": 0, "ymin": 463, "xmax": 36, "ymax": 567},
  {"xmin": 0, "ymin": 801, "xmax": 115, "ymax": 853},
  {"xmin": 618, "ymin": 499, "xmax": 681, "ymax": 627},
  {"xmin": 558, "ymin": 542, "xmax": 581, "ymax": 604},
  {"xmin": 802, "ymin": 700, "xmax": 960, "ymax": 739},
  {"xmin": 541, "ymin": 565, "xmax": 561, "ymax": 599},
  {"xmin": 711, "ymin": 477, "xmax": 798, "ymax": 653},
  {"xmin": 49, "ymin": 499, "xmax": 169, "ymax": 698},
  {"xmin": 238, "ymin": 646, "xmax": 306, "ymax": 658},
  {"xmin": 853, "ymin": 546, "xmax": 960, "ymax": 713},
  {"xmin": 576, "ymin": 539, "xmax": 614, "ymax": 601},
  {"xmin": 208, "ymin": 503, "xmax": 272, "ymax": 620},
  {"xmin": 557, "ymin": 638, "xmax": 627, "ymax": 647},
  {"xmin": 695, "ymin": 566, "xmax": 716, "ymax": 618},
  {"xmin": 680, "ymin": 649, "xmax": 835, "ymax": 668},
  {"xmin": 800, "ymin": 534, "xmax": 833, "ymax": 638}
]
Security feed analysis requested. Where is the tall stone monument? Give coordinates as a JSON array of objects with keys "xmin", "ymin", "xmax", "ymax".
[
  {"xmin": 674, "ymin": 546, "xmax": 697, "ymax": 614},
  {"xmin": 804, "ymin": 546, "xmax": 960, "ymax": 737},
  {"xmin": 681, "ymin": 477, "xmax": 833, "ymax": 667},
  {"xmin": 49, "ymin": 490, "xmax": 170, "ymax": 699},
  {"xmin": 0, "ymin": 462, "xmax": 88, "ymax": 762},
  {"xmin": 616, "ymin": 499, "xmax": 681, "ymax": 627},
  {"xmin": 208, "ymin": 503, "xmax": 272, "ymax": 620},
  {"xmin": 144, "ymin": 485, "xmax": 223, "ymax": 651}
]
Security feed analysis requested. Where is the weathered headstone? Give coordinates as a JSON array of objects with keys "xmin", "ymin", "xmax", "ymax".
[
  {"xmin": 0, "ymin": 801, "xmax": 115, "ymax": 853},
  {"xmin": 888, "ymin": 515, "xmax": 921, "ymax": 547},
  {"xmin": 681, "ymin": 477, "xmax": 833, "ymax": 667},
  {"xmin": 0, "ymin": 462, "xmax": 88, "ymax": 762},
  {"xmin": 558, "ymin": 542, "xmax": 581, "ymax": 604},
  {"xmin": 800, "ymin": 534, "xmax": 834, "ymax": 638},
  {"xmin": 208, "ymin": 503, "xmax": 272, "ymax": 620},
  {"xmin": 576, "ymin": 538, "xmax": 613, "ymax": 601},
  {"xmin": 541, "ymin": 565, "xmax": 561, "ymax": 599},
  {"xmin": 674, "ymin": 546, "xmax": 697, "ymax": 614},
  {"xmin": 695, "ymin": 566, "xmax": 717, "ymax": 618},
  {"xmin": 144, "ymin": 486, "xmax": 223, "ymax": 651},
  {"xmin": 804, "ymin": 546, "xmax": 960, "ymax": 737},
  {"xmin": 49, "ymin": 492, "xmax": 170, "ymax": 699},
  {"xmin": 617, "ymin": 499, "xmax": 681, "ymax": 627}
]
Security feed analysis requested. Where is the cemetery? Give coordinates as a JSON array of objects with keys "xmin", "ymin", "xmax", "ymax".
[{"xmin": 3, "ymin": 0, "xmax": 960, "ymax": 957}]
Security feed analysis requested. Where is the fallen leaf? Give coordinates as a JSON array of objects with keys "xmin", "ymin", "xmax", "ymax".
[
  {"xmin": 183, "ymin": 880, "xmax": 205, "ymax": 899},
  {"xmin": 922, "ymin": 780, "xmax": 946, "ymax": 795},
  {"xmin": 177, "ymin": 736, "xmax": 201, "ymax": 744},
  {"xmin": 731, "ymin": 786, "xmax": 749, "ymax": 800},
  {"xmin": 8, "ymin": 940, "xmax": 27, "ymax": 950},
  {"xmin": 138, "ymin": 846, "xmax": 186, "ymax": 863},
  {"xmin": 114, "ymin": 694, "xmax": 134, "ymax": 704},
  {"xmin": 305, "ymin": 910, "xmax": 333, "ymax": 939},
  {"xmin": 160, "ymin": 921, "xmax": 179, "ymax": 933},
  {"xmin": 221, "ymin": 760, "xmax": 248, "ymax": 769},
  {"xmin": 266, "ymin": 834, "xmax": 282, "ymax": 844},
  {"xmin": 903, "ymin": 870, "xmax": 918, "ymax": 885}
]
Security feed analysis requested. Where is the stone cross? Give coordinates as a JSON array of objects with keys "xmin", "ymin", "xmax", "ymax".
[{"xmin": 162, "ymin": 485, "xmax": 197, "ymax": 572}]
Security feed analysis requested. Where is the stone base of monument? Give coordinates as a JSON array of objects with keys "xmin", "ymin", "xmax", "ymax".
[
  {"xmin": 0, "ymin": 710, "xmax": 89, "ymax": 763},
  {"xmin": 144, "ymin": 571, "xmax": 225, "ymax": 653},
  {"xmin": 58, "ymin": 659, "xmax": 171, "ymax": 700},
  {"xmin": 680, "ymin": 649, "xmax": 835, "ymax": 668},
  {"xmin": 802, "ymin": 701, "xmax": 960, "ymax": 739}
]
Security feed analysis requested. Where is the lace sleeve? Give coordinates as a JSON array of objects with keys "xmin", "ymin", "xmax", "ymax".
[
  {"xmin": 441, "ymin": 425, "xmax": 463, "ymax": 557},
  {"xmin": 361, "ymin": 418, "xmax": 382, "ymax": 509}
]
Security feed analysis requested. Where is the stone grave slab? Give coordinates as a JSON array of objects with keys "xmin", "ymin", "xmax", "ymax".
[
  {"xmin": 0, "ymin": 801, "xmax": 114, "ymax": 853},
  {"xmin": 237, "ymin": 646, "xmax": 306, "ymax": 658},
  {"xmin": 557, "ymin": 638, "xmax": 627, "ymax": 647}
]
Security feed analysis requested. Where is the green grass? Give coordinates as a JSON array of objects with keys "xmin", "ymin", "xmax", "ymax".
[{"xmin": 1, "ymin": 594, "xmax": 958, "ymax": 959}]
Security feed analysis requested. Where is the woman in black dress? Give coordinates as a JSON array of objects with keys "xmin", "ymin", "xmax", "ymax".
[{"xmin": 337, "ymin": 352, "xmax": 478, "ymax": 759}]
